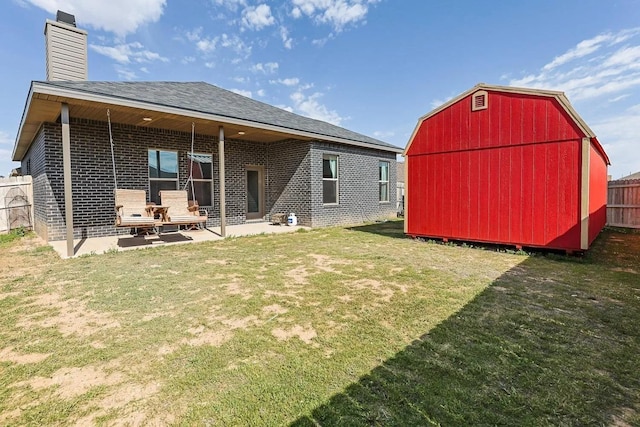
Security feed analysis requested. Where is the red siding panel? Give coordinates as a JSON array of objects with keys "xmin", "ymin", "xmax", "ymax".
[
  {"xmin": 589, "ymin": 143, "xmax": 608, "ymax": 244},
  {"xmin": 510, "ymin": 145, "xmax": 523, "ymax": 244},
  {"xmin": 406, "ymin": 87, "xmax": 602, "ymax": 251}
]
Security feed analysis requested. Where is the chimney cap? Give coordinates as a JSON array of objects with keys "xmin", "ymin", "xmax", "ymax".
[{"xmin": 56, "ymin": 10, "xmax": 76, "ymax": 27}]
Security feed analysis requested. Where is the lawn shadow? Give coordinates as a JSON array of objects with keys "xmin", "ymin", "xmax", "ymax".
[
  {"xmin": 291, "ymin": 230, "xmax": 640, "ymax": 426},
  {"xmin": 347, "ymin": 220, "xmax": 407, "ymax": 240}
]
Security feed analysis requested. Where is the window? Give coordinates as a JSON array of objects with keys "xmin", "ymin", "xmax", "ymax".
[
  {"xmin": 148, "ymin": 149, "xmax": 178, "ymax": 204},
  {"xmin": 379, "ymin": 161, "xmax": 390, "ymax": 202},
  {"xmin": 323, "ymin": 154, "xmax": 339, "ymax": 204},
  {"xmin": 187, "ymin": 153, "xmax": 213, "ymax": 206},
  {"xmin": 472, "ymin": 90, "xmax": 488, "ymax": 111}
]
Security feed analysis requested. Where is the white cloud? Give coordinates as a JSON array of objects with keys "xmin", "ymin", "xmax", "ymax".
[
  {"xmin": 280, "ymin": 26, "xmax": 293, "ymax": 49},
  {"xmin": 185, "ymin": 27, "xmax": 203, "ymax": 42},
  {"xmin": 276, "ymin": 104, "xmax": 295, "ymax": 112},
  {"xmin": 507, "ymin": 28, "xmax": 640, "ymax": 177},
  {"xmin": 186, "ymin": 29, "xmax": 250, "ymax": 58},
  {"xmin": 89, "ymin": 42, "xmax": 168, "ymax": 64},
  {"xmin": 290, "ymin": 91, "xmax": 343, "ymax": 125},
  {"xmin": 591, "ymin": 104, "xmax": 640, "ymax": 178},
  {"xmin": 231, "ymin": 88, "xmax": 253, "ymax": 98},
  {"xmin": 252, "ymin": 62, "xmax": 279, "ymax": 74},
  {"xmin": 114, "ymin": 66, "xmax": 138, "ymax": 80},
  {"xmin": 256, "ymin": 89, "xmax": 266, "ymax": 97},
  {"xmin": 24, "ymin": 0, "xmax": 166, "ymax": 36},
  {"xmin": 181, "ymin": 56, "xmax": 196, "ymax": 64},
  {"xmin": 290, "ymin": 0, "xmax": 379, "ymax": 32},
  {"xmin": 270, "ymin": 77, "xmax": 300, "ymax": 86},
  {"xmin": 509, "ymin": 27, "xmax": 640, "ymax": 101},
  {"xmin": 219, "ymin": 33, "xmax": 252, "ymax": 57},
  {"xmin": 241, "ymin": 4, "xmax": 275, "ymax": 30},
  {"xmin": 542, "ymin": 34, "xmax": 612, "ymax": 71},
  {"xmin": 608, "ymin": 94, "xmax": 630, "ymax": 103},
  {"xmin": 373, "ymin": 130, "xmax": 394, "ymax": 140},
  {"xmin": 429, "ymin": 98, "xmax": 447, "ymax": 109},
  {"xmin": 196, "ymin": 37, "xmax": 218, "ymax": 53},
  {"xmin": 212, "ymin": 0, "xmax": 246, "ymax": 11}
]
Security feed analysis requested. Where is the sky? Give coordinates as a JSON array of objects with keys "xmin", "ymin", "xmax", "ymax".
[{"xmin": 1, "ymin": 0, "xmax": 639, "ymax": 178}]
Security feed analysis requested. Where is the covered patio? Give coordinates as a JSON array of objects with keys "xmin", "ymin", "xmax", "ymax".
[
  {"xmin": 14, "ymin": 81, "xmax": 399, "ymax": 259},
  {"xmin": 49, "ymin": 222, "xmax": 307, "ymax": 258}
]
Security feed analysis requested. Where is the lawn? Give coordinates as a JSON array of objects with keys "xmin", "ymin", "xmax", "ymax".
[{"xmin": 0, "ymin": 221, "xmax": 638, "ymax": 426}]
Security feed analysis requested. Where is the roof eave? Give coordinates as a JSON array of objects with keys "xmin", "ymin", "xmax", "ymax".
[
  {"xmin": 17, "ymin": 82, "xmax": 400, "ymax": 156},
  {"xmin": 12, "ymin": 83, "xmax": 36, "ymax": 161}
]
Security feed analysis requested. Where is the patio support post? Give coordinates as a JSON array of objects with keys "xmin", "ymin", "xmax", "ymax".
[
  {"xmin": 61, "ymin": 103, "xmax": 74, "ymax": 257},
  {"xmin": 218, "ymin": 125, "xmax": 226, "ymax": 237}
]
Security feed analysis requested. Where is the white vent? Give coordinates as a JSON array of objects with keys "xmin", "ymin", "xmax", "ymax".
[
  {"xmin": 472, "ymin": 90, "xmax": 488, "ymax": 111},
  {"xmin": 44, "ymin": 15, "xmax": 88, "ymax": 81}
]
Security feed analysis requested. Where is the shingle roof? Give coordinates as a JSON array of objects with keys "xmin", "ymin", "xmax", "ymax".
[
  {"xmin": 37, "ymin": 80, "xmax": 399, "ymax": 151},
  {"xmin": 618, "ymin": 171, "xmax": 640, "ymax": 180}
]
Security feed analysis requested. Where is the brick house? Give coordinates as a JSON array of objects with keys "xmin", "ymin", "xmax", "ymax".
[{"xmin": 11, "ymin": 14, "xmax": 400, "ymax": 256}]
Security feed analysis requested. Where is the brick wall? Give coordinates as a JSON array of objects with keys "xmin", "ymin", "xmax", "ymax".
[
  {"xmin": 309, "ymin": 142, "xmax": 397, "ymax": 227},
  {"xmin": 21, "ymin": 126, "xmax": 51, "ymax": 240},
  {"xmin": 266, "ymin": 140, "xmax": 312, "ymax": 226},
  {"xmin": 22, "ymin": 118, "xmax": 397, "ymax": 241}
]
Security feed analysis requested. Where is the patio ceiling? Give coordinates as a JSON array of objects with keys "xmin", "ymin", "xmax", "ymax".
[{"xmin": 13, "ymin": 91, "xmax": 314, "ymax": 161}]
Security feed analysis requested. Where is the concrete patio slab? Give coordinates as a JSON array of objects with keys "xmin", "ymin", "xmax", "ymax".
[{"xmin": 49, "ymin": 222, "xmax": 307, "ymax": 258}]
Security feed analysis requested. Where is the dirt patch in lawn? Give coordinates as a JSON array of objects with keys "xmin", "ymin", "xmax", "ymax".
[
  {"xmin": 308, "ymin": 253, "xmax": 351, "ymax": 272},
  {"xmin": 285, "ymin": 264, "xmax": 311, "ymax": 285},
  {"xmin": 220, "ymin": 275, "xmax": 254, "ymax": 300},
  {"xmin": 0, "ymin": 292, "xmax": 20, "ymax": 300},
  {"xmin": 13, "ymin": 365, "xmax": 124, "ymax": 399},
  {"xmin": 0, "ymin": 347, "xmax": 50, "ymax": 364},
  {"xmin": 220, "ymin": 315, "xmax": 260, "ymax": 330},
  {"xmin": 183, "ymin": 325, "xmax": 233, "ymax": 347},
  {"xmin": 17, "ymin": 291, "xmax": 120, "ymax": 337},
  {"xmin": 75, "ymin": 381, "xmax": 164, "ymax": 426},
  {"xmin": 272, "ymin": 324, "xmax": 317, "ymax": 344},
  {"xmin": 346, "ymin": 278, "xmax": 395, "ymax": 302},
  {"xmin": 263, "ymin": 304, "xmax": 288, "ymax": 315},
  {"xmin": 284, "ymin": 254, "xmax": 352, "ymax": 286}
]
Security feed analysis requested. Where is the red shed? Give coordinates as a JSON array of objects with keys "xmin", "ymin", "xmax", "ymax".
[{"xmin": 404, "ymin": 84, "xmax": 610, "ymax": 252}]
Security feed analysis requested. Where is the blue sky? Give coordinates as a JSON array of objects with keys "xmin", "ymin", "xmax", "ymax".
[{"xmin": 1, "ymin": 0, "xmax": 639, "ymax": 178}]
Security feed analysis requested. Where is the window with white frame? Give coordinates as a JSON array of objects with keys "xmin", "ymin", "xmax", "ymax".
[
  {"xmin": 323, "ymin": 154, "xmax": 339, "ymax": 204},
  {"xmin": 187, "ymin": 153, "xmax": 213, "ymax": 206},
  {"xmin": 379, "ymin": 161, "xmax": 390, "ymax": 202},
  {"xmin": 148, "ymin": 149, "xmax": 178, "ymax": 204}
]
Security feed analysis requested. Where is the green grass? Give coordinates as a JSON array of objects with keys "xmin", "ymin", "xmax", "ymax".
[{"xmin": 0, "ymin": 221, "xmax": 638, "ymax": 426}]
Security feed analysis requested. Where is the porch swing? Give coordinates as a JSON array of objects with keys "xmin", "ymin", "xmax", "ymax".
[{"xmin": 108, "ymin": 110, "xmax": 207, "ymax": 231}]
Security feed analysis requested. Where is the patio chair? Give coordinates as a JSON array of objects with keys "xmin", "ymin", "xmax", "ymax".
[
  {"xmin": 159, "ymin": 190, "xmax": 208, "ymax": 229},
  {"xmin": 114, "ymin": 189, "xmax": 157, "ymax": 228}
]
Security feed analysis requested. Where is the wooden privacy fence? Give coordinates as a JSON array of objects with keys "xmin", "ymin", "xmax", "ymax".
[
  {"xmin": 607, "ymin": 179, "xmax": 640, "ymax": 229},
  {"xmin": 0, "ymin": 176, "xmax": 33, "ymax": 233}
]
